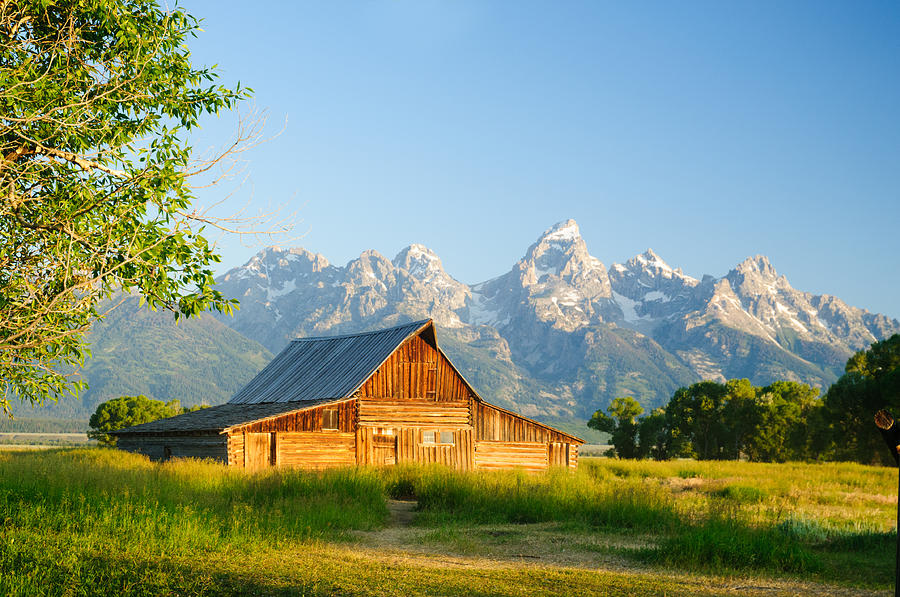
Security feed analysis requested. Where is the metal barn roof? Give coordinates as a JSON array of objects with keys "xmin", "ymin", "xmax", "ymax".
[
  {"xmin": 111, "ymin": 399, "xmax": 344, "ymax": 435},
  {"xmin": 227, "ymin": 319, "xmax": 434, "ymax": 405}
]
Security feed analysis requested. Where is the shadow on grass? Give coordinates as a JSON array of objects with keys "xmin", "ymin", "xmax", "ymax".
[{"xmin": 1, "ymin": 547, "xmax": 339, "ymax": 597}]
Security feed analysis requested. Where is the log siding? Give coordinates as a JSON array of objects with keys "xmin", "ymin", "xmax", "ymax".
[
  {"xmin": 475, "ymin": 441, "xmax": 548, "ymax": 472},
  {"xmin": 231, "ymin": 399, "xmax": 356, "ymax": 434}
]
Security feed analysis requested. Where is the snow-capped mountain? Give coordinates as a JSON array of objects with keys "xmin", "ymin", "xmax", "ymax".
[
  {"xmin": 468, "ymin": 219, "xmax": 615, "ymax": 332},
  {"xmin": 213, "ymin": 220, "xmax": 899, "ymax": 419},
  {"xmin": 608, "ymin": 249, "xmax": 700, "ymax": 333}
]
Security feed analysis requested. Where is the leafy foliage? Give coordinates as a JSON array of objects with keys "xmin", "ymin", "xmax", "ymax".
[
  {"xmin": 88, "ymin": 394, "xmax": 200, "ymax": 445},
  {"xmin": 0, "ymin": 0, "xmax": 251, "ymax": 416},
  {"xmin": 588, "ymin": 396, "xmax": 644, "ymax": 458},
  {"xmin": 594, "ymin": 378, "xmax": 821, "ymax": 462},
  {"xmin": 818, "ymin": 334, "xmax": 900, "ymax": 465}
]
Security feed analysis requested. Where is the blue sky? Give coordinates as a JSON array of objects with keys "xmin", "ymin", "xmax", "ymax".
[{"xmin": 181, "ymin": 1, "xmax": 899, "ymax": 319}]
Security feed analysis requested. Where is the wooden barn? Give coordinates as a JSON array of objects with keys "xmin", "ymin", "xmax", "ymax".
[{"xmin": 113, "ymin": 320, "xmax": 583, "ymax": 472}]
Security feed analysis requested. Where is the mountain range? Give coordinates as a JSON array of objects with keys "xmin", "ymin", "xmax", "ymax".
[
  {"xmin": 211, "ymin": 219, "xmax": 899, "ymax": 421},
  {"xmin": 22, "ymin": 219, "xmax": 898, "ymax": 424}
]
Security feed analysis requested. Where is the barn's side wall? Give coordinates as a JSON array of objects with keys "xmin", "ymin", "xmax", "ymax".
[
  {"xmin": 474, "ymin": 441, "xmax": 548, "ymax": 472},
  {"xmin": 472, "ymin": 402, "xmax": 581, "ymax": 471},
  {"xmin": 227, "ymin": 399, "xmax": 357, "ymax": 470},
  {"xmin": 117, "ymin": 433, "xmax": 227, "ymax": 463},
  {"xmin": 236, "ymin": 400, "xmax": 356, "ymax": 434},
  {"xmin": 277, "ymin": 431, "xmax": 356, "ymax": 469},
  {"xmin": 227, "ymin": 430, "xmax": 244, "ymax": 467}
]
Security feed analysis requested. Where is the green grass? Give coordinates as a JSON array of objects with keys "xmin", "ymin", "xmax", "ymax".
[
  {"xmin": 0, "ymin": 449, "xmax": 895, "ymax": 595},
  {"xmin": 384, "ymin": 464, "xmax": 681, "ymax": 531}
]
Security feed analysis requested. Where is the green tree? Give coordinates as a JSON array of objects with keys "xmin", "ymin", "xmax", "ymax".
[
  {"xmin": 588, "ymin": 396, "xmax": 644, "ymax": 458},
  {"xmin": 720, "ymin": 378, "xmax": 760, "ymax": 460},
  {"xmin": 819, "ymin": 335, "xmax": 900, "ymax": 465},
  {"xmin": 663, "ymin": 378, "xmax": 821, "ymax": 462},
  {"xmin": 88, "ymin": 395, "xmax": 181, "ymax": 445},
  {"xmin": 746, "ymin": 381, "xmax": 819, "ymax": 462},
  {"xmin": 1, "ymin": 0, "xmax": 253, "ymax": 416},
  {"xmin": 636, "ymin": 407, "xmax": 669, "ymax": 460},
  {"xmin": 665, "ymin": 381, "xmax": 731, "ymax": 459}
]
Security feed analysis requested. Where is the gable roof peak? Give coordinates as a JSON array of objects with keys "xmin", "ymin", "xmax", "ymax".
[
  {"xmin": 290, "ymin": 319, "xmax": 432, "ymax": 343},
  {"xmin": 227, "ymin": 319, "xmax": 435, "ymax": 405}
]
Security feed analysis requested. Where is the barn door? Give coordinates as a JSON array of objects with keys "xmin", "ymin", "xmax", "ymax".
[
  {"xmin": 373, "ymin": 433, "xmax": 397, "ymax": 465},
  {"xmin": 245, "ymin": 432, "xmax": 273, "ymax": 471}
]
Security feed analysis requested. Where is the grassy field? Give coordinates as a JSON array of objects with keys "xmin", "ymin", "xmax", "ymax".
[
  {"xmin": 0, "ymin": 449, "xmax": 894, "ymax": 596},
  {"xmin": 0, "ymin": 433, "xmax": 94, "ymax": 449}
]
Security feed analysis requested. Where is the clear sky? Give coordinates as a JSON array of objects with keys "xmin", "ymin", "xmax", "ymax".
[{"xmin": 180, "ymin": 1, "xmax": 899, "ymax": 320}]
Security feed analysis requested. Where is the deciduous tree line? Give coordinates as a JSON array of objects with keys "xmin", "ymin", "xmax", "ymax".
[
  {"xmin": 589, "ymin": 334, "xmax": 900, "ymax": 465},
  {"xmin": 88, "ymin": 394, "xmax": 206, "ymax": 446}
]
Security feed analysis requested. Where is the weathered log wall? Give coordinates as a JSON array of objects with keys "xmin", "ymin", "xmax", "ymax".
[
  {"xmin": 356, "ymin": 427, "xmax": 474, "ymax": 469},
  {"xmin": 277, "ymin": 431, "xmax": 356, "ymax": 469},
  {"xmin": 473, "ymin": 402, "xmax": 575, "ymax": 444},
  {"xmin": 474, "ymin": 440, "xmax": 548, "ymax": 472},
  {"xmin": 358, "ymin": 399, "xmax": 469, "ymax": 428},
  {"xmin": 227, "ymin": 431, "xmax": 244, "ymax": 467},
  {"xmin": 568, "ymin": 444, "xmax": 578, "ymax": 470},
  {"xmin": 117, "ymin": 434, "xmax": 227, "ymax": 463},
  {"xmin": 235, "ymin": 400, "xmax": 356, "ymax": 434}
]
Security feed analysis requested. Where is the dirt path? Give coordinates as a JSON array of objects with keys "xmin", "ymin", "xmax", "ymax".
[
  {"xmin": 386, "ymin": 499, "xmax": 417, "ymax": 526},
  {"xmin": 353, "ymin": 515, "xmax": 884, "ymax": 597}
]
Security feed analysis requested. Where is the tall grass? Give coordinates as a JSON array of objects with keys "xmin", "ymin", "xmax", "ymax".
[
  {"xmin": 0, "ymin": 449, "xmax": 391, "ymax": 596},
  {"xmin": 0, "ymin": 449, "xmax": 895, "ymax": 593},
  {"xmin": 383, "ymin": 465, "xmax": 680, "ymax": 531},
  {"xmin": 0, "ymin": 448, "xmax": 387, "ymax": 551}
]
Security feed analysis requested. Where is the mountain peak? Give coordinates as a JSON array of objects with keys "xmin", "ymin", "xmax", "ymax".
[
  {"xmin": 393, "ymin": 243, "xmax": 444, "ymax": 276},
  {"xmin": 735, "ymin": 255, "xmax": 778, "ymax": 278},
  {"xmin": 539, "ymin": 219, "xmax": 581, "ymax": 243},
  {"xmin": 611, "ymin": 249, "xmax": 697, "ymax": 285},
  {"xmin": 394, "ymin": 243, "xmax": 439, "ymax": 264},
  {"xmin": 634, "ymin": 248, "xmax": 672, "ymax": 272}
]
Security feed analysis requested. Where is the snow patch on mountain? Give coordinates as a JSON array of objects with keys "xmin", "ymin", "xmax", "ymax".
[
  {"xmin": 612, "ymin": 291, "xmax": 650, "ymax": 323},
  {"xmin": 468, "ymin": 291, "xmax": 508, "ymax": 327},
  {"xmin": 267, "ymin": 279, "xmax": 296, "ymax": 301}
]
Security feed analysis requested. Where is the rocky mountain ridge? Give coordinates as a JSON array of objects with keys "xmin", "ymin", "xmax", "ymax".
[{"xmin": 213, "ymin": 219, "xmax": 899, "ymax": 420}]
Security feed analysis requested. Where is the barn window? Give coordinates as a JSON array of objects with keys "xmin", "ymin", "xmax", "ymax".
[
  {"xmin": 322, "ymin": 408, "xmax": 339, "ymax": 430},
  {"xmin": 422, "ymin": 430, "xmax": 454, "ymax": 445}
]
